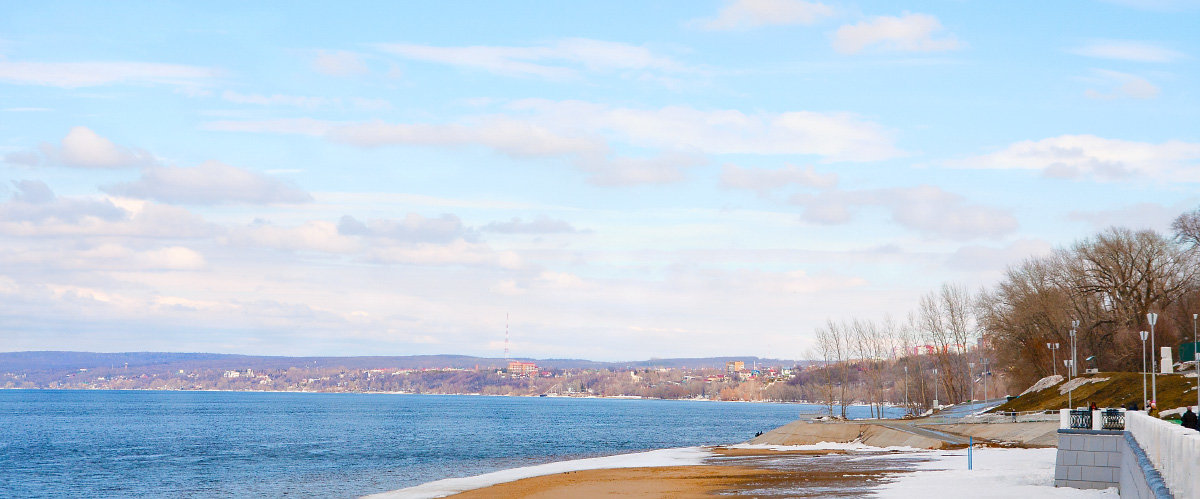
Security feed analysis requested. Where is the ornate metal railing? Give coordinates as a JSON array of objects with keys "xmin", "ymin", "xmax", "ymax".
[
  {"xmin": 1070, "ymin": 409, "xmax": 1092, "ymax": 429},
  {"xmin": 1101, "ymin": 409, "xmax": 1125, "ymax": 430}
]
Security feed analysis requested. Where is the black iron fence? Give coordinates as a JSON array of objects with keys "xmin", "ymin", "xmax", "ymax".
[
  {"xmin": 1101, "ymin": 409, "xmax": 1125, "ymax": 430},
  {"xmin": 1070, "ymin": 409, "xmax": 1092, "ymax": 429},
  {"xmin": 1067, "ymin": 408, "xmax": 1126, "ymax": 430}
]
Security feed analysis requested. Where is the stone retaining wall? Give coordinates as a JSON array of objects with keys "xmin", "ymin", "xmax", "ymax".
[
  {"xmin": 1054, "ymin": 429, "xmax": 1171, "ymax": 498},
  {"xmin": 1054, "ymin": 430, "xmax": 1123, "ymax": 489}
]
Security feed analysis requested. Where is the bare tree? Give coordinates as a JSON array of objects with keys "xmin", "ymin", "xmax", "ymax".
[
  {"xmin": 1171, "ymin": 209, "xmax": 1200, "ymax": 249},
  {"xmin": 813, "ymin": 325, "xmax": 837, "ymax": 415}
]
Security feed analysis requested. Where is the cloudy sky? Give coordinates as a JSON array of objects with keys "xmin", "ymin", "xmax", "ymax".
[{"xmin": 1, "ymin": 1, "xmax": 1198, "ymax": 360}]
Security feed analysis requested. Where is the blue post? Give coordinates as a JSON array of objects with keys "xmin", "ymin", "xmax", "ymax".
[{"xmin": 968, "ymin": 436, "xmax": 973, "ymax": 470}]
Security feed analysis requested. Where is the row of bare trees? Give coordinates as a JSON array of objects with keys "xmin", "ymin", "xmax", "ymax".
[
  {"xmin": 980, "ymin": 224, "xmax": 1200, "ymax": 389},
  {"xmin": 809, "ymin": 284, "xmax": 994, "ymax": 416},
  {"xmin": 803, "ymin": 210, "xmax": 1200, "ymax": 414}
]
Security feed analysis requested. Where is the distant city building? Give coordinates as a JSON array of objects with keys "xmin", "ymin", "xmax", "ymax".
[
  {"xmin": 725, "ymin": 361, "xmax": 744, "ymax": 373},
  {"xmin": 507, "ymin": 361, "xmax": 538, "ymax": 376}
]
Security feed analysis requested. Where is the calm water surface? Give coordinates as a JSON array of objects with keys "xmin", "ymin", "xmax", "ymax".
[{"xmin": 0, "ymin": 390, "xmax": 899, "ymax": 498}]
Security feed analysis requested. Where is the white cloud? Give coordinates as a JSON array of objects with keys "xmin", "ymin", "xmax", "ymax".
[
  {"xmin": 0, "ymin": 61, "xmax": 217, "ymax": 88},
  {"xmin": 832, "ymin": 13, "xmax": 961, "ymax": 54},
  {"xmin": 35, "ymin": 243, "xmax": 207, "ymax": 271},
  {"xmin": 1069, "ymin": 40, "xmax": 1186, "ymax": 63},
  {"xmin": 947, "ymin": 239, "xmax": 1053, "ymax": 271},
  {"xmin": 1, "ymin": 180, "xmax": 125, "ymax": 223},
  {"xmin": 576, "ymin": 154, "xmax": 703, "ymax": 186},
  {"xmin": 791, "ymin": 184, "xmax": 1018, "ymax": 239},
  {"xmin": 511, "ymin": 99, "xmax": 904, "ymax": 162},
  {"xmin": 103, "ymin": 161, "xmax": 313, "ymax": 205},
  {"xmin": 139, "ymin": 246, "xmax": 207, "ymax": 270},
  {"xmin": 1067, "ymin": 202, "xmax": 1181, "ymax": 231},
  {"xmin": 328, "ymin": 118, "xmax": 607, "ymax": 158},
  {"xmin": 337, "ymin": 213, "xmax": 470, "ymax": 243},
  {"xmin": 1083, "ymin": 69, "xmax": 1160, "ymax": 100},
  {"xmin": 202, "ymin": 118, "xmax": 337, "ymax": 136},
  {"xmin": 0, "ymin": 184, "xmax": 215, "ymax": 239},
  {"xmin": 366, "ymin": 240, "xmax": 522, "ymax": 269},
  {"xmin": 537, "ymin": 271, "xmax": 585, "ymax": 289},
  {"xmin": 226, "ymin": 220, "xmax": 360, "ymax": 253},
  {"xmin": 6, "ymin": 127, "xmax": 158, "ymax": 169},
  {"xmin": 956, "ymin": 134, "xmax": 1200, "ymax": 181},
  {"xmin": 0, "ymin": 275, "xmax": 18, "ymax": 295},
  {"xmin": 222, "ymin": 90, "xmax": 331, "ymax": 108},
  {"xmin": 206, "ymin": 101, "xmax": 903, "ymax": 164},
  {"xmin": 720, "ymin": 163, "xmax": 837, "ymax": 195},
  {"xmin": 312, "ymin": 50, "xmax": 369, "ymax": 76},
  {"xmin": 220, "ymin": 91, "xmax": 390, "ymax": 110},
  {"xmin": 692, "ymin": 0, "xmax": 836, "ymax": 30},
  {"xmin": 204, "ymin": 101, "xmax": 902, "ymax": 187},
  {"xmin": 375, "ymin": 38, "xmax": 689, "ymax": 81},
  {"xmin": 481, "ymin": 216, "xmax": 579, "ymax": 234}
]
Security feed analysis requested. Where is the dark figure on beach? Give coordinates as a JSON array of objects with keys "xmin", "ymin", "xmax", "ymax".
[
  {"xmin": 1126, "ymin": 401, "xmax": 1139, "ymax": 411},
  {"xmin": 1089, "ymin": 402, "xmax": 1097, "ymax": 411},
  {"xmin": 1183, "ymin": 408, "xmax": 1199, "ymax": 431}
]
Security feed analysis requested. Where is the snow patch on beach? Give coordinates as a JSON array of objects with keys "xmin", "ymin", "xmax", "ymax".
[
  {"xmin": 1058, "ymin": 377, "xmax": 1109, "ymax": 395},
  {"xmin": 1158, "ymin": 406, "xmax": 1191, "ymax": 418},
  {"xmin": 873, "ymin": 447, "xmax": 1115, "ymax": 498},
  {"xmin": 729, "ymin": 442, "xmax": 924, "ymax": 453},
  {"xmin": 1020, "ymin": 375, "xmax": 1062, "ymax": 396},
  {"xmin": 364, "ymin": 447, "xmax": 711, "ymax": 499}
]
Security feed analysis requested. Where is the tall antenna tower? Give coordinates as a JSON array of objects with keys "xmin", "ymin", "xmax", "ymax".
[{"xmin": 504, "ymin": 312, "xmax": 510, "ymax": 363}]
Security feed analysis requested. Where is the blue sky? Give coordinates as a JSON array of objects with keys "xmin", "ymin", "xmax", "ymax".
[{"xmin": 1, "ymin": 0, "xmax": 1198, "ymax": 360}]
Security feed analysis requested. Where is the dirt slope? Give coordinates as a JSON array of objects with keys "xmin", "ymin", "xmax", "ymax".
[{"xmin": 991, "ymin": 371, "xmax": 1198, "ymax": 414}]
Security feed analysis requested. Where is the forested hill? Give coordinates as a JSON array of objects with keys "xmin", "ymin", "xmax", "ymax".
[{"xmin": 0, "ymin": 351, "xmax": 801, "ymax": 373}]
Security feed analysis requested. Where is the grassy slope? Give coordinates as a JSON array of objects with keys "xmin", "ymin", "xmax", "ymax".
[{"xmin": 991, "ymin": 372, "xmax": 1199, "ymax": 415}]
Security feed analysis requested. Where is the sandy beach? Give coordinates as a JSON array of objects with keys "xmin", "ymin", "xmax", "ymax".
[{"xmin": 444, "ymin": 447, "xmax": 914, "ymax": 498}]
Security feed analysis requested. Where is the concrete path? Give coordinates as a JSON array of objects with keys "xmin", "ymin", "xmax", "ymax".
[{"xmin": 873, "ymin": 421, "xmax": 972, "ymax": 446}]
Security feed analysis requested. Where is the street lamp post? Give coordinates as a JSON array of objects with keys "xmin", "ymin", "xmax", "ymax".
[
  {"xmin": 933, "ymin": 368, "xmax": 938, "ymax": 408},
  {"xmin": 983, "ymin": 358, "xmax": 989, "ymax": 403},
  {"xmin": 1070, "ymin": 320, "xmax": 1079, "ymax": 378},
  {"xmin": 1140, "ymin": 330, "xmax": 1149, "ymax": 409},
  {"xmin": 968, "ymin": 362, "xmax": 975, "ymax": 403},
  {"xmin": 1047, "ymin": 343, "xmax": 1060, "ymax": 376},
  {"xmin": 904, "ymin": 365, "xmax": 909, "ymax": 416},
  {"xmin": 1148, "ymin": 312, "xmax": 1158, "ymax": 407}
]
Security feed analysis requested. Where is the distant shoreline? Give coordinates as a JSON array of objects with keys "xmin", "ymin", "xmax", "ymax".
[{"xmin": 0, "ymin": 387, "xmax": 896, "ymax": 409}]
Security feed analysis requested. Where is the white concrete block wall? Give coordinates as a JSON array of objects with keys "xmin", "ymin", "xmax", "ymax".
[{"xmin": 1125, "ymin": 410, "xmax": 1200, "ymax": 498}]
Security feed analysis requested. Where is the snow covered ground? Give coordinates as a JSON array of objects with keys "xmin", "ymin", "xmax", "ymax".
[
  {"xmin": 729, "ymin": 442, "xmax": 926, "ymax": 452},
  {"xmin": 366, "ymin": 444, "xmax": 1117, "ymax": 498},
  {"xmin": 364, "ymin": 447, "xmax": 711, "ymax": 499},
  {"xmin": 872, "ymin": 447, "xmax": 1116, "ymax": 498}
]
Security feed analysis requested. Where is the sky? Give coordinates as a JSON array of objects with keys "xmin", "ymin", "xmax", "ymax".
[{"xmin": 1, "ymin": 1, "xmax": 1198, "ymax": 361}]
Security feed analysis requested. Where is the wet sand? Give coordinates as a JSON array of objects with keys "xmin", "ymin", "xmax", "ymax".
[{"xmin": 446, "ymin": 448, "xmax": 923, "ymax": 498}]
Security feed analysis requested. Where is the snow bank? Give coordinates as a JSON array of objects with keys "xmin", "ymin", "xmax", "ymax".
[
  {"xmin": 728, "ymin": 442, "xmax": 924, "ymax": 453},
  {"xmin": 1020, "ymin": 375, "xmax": 1063, "ymax": 396},
  {"xmin": 1057, "ymin": 376, "xmax": 1108, "ymax": 395},
  {"xmin": 1158, "ymin": 406, "xmax": 1187, "ymax": 418},
  {"xmin": 364, "ymin": 447, "xmax": 712, "ymax": 499},
  {"xmin": 873, "ymin": 447, "xmax": 1114, "ymax": 498},
  {"xmin": 1126, "ymin": 410, "xmax": 1200, "ymax": 499}
]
